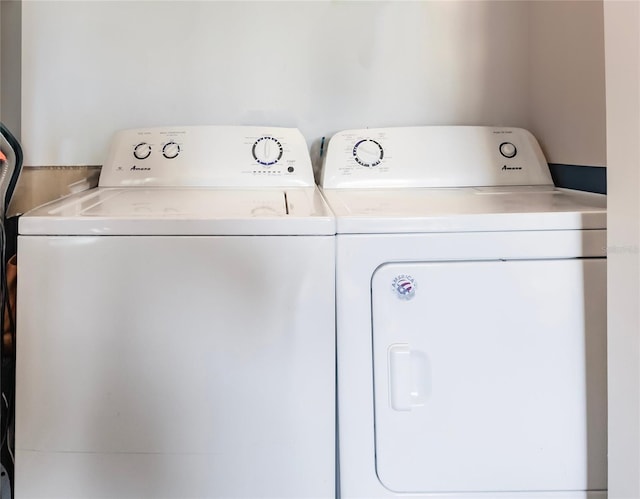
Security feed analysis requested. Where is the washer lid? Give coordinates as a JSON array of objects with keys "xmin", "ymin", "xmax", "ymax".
[
  {"xmin": 19, "ymin": 187, "xmax": 335, "ymax": 235},
  {"xmin": 322, "ymin": 186, "xmax": 606, "ymax": 233}
]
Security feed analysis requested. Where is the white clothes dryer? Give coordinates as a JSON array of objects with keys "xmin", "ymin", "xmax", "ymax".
[
  {"xmin": 16, "ymin": 126, "xmax": 335, "ymax": 499},
  {"xmin": 320, "ymin": 126, "xmax": 606, "ymax": 499}
]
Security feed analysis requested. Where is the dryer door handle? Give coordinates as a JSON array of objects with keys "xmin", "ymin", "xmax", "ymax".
[{"xmin": 388, "ymin": 343, "xmax": 430, "ymax": 411}]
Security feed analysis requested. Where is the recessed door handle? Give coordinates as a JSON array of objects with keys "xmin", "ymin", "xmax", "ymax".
[{"xmin": 388, "ymin": 343, "xmax": 430, "ymax": 411}]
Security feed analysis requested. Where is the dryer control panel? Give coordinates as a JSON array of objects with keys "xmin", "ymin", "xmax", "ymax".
[
  {"xmin": 320, "ymin": 126, "xmax": 553, "ymax": 189},
  {"xmin": 99, "ymin": 126, "xmax": 315, "ymax": 188}
]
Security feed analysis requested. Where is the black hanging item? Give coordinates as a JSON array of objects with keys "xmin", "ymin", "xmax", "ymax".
[{"xmin": 0, "ymin": 124, "xmax": 23, "ymax": 216}]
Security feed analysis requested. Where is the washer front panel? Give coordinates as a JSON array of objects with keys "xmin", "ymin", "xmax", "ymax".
[{"xmin": 16, "ymin": 234, "xmax": 335, "ymax": 498}]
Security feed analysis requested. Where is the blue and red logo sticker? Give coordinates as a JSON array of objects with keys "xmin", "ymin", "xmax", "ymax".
[{"xmin": 392, "ymin": 274, "xmax": 417, "ymax": 300}]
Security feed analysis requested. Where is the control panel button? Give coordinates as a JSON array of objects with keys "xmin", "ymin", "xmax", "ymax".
[
  {"xmin": 253, "ymin": 136, "xmax": 283, "ymax": 166},
  {"xmin": 499, "ymin": 142, "xmax": 517, "ymax": 158},
  {"xmin": 162, "ymin": 141, "xmax": 180, "ymax": 159},
  {"xmin": 133, "ymin": 142, "xmax": 151, "ymax": 160},
  {"xmin": 353, "ymin": 139, "xmax": 384, "ymax": 167}
]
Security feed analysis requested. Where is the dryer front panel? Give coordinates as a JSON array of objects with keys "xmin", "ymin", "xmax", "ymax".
[{"xmin": 371, "ymin": 258, "xmax": 606, "ymax": 494}]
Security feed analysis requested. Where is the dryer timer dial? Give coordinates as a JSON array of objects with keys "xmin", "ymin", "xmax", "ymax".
[{"xmin": 499, "ymin": 142, "xmax": 517, "ymax": 158}]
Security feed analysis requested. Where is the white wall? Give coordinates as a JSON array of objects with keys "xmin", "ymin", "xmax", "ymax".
[
  {"xmin": 22, "ymin": 0, "xmax": 533, "ymax": 166},
  {"xmin": 529, "ymin": 0, "xmax": 606, "ymax": 167},
  {"xmin": 604, "ymin": 1, "xmax": 640, "ymax": 497},
  {"xmin": 21, "ymin": 1, "xmax": 607, "ymax": 169}
]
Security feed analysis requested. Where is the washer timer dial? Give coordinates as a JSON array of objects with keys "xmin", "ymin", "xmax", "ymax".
[
  {"xmin": 253, "ymin": 137, "xmax": 283, "ymax": 166},
  {"xmin": 162, "ymin": 141, "xmax": 181, "ymax": 159},
  {"xmin": 353, "ymin": 139, "xmax": 384, "ymax": 167},
  {"xmin": 133, "ymin": 142, "xmax": 152, "ymax": 160}
]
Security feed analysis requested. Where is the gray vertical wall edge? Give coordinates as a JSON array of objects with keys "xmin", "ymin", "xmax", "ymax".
[{"xmin": 1, "ymin": 0, "xmax": 21, "ymax": 140}]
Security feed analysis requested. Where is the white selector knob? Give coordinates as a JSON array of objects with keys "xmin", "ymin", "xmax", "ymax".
[
  {"xmin": 162, "ymin": 141, "xmax": 180, "ymax": 159},
  {"xmin": 133, "ymin": 142, "xmax": 152, "ymax": 160},
  {"xmin": 499, "ymin": 142, "xmax": 517, "ymax": 158},
  {"xmin": 353, "ymin": 139, "xmax": 384, "ymax": 167},
  {"xmin": 253, "ymin": 137, "xmax": 283, "ymax": 166}
]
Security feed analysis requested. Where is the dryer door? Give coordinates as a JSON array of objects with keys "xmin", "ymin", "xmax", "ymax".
[{"xmin": 371, "ymin": 259, "xmax": 606, "ymax": 494}]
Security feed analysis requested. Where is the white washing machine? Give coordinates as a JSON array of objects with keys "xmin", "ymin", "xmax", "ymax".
[
  {"xmin": 16, "ymin": 126, "xmax": 335, "ymax": 498},
  {"xmin": 320, "ymin": 126, "xmax": 607, "ymax": 499}
]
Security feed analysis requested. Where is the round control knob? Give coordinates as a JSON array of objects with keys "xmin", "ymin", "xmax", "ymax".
[
  {"xmin": 133, "ymin": 142, "xmax": 151, "ymax": 160},
  {"xmin": 162, "ymin": 141, "xmax": 180, "ymax": 159},
  {"xmin": 499, "ymin": 142, "xmax": 517, "ymax": 158},
  {"xmin": 353, "ymin": 139, "xmax": 384, "ymax": 167},
  {"xmin": 252, "ymin": 137, "xmax": 283, "ymax": 166}
]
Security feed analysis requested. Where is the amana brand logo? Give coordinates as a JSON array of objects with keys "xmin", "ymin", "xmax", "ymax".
[
  {"xmin": 130, "ymin": 165, "xmax": 151, "ymax": 171},
  {"xmin": 392, "ymin": 274, "xmax": 417, "ymax": 300},
  {"xmin": 502, "ymin": 165, "xmax": 522, "ymax": 171}
]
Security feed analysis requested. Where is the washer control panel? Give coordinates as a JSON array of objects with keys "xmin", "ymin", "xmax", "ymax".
[
  {"xmin": 99, "ymin": 126, "xmax": 315, "ymax": 188},
  {"xmin": 320, "ymin": 126, "xmax": 553, "ymax": 189},
  {"xmin": 353, "ymin": 139, "xmax": 384, "ymax": 167}
]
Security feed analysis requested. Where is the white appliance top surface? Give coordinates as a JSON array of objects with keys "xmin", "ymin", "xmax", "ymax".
[
  {"xmin": 20, "ymin": 126, "xmax": 335, "ymax": 235},
  {"xmin": 19, "ymin": 187, "xmax": 334, "ymax": 235},
  {"xmin": 322, "ymin": 185, "xmax": 606, "ymax": 233},
  {"xmin": 320, "ymin": 126, "xmax": 605, "ymax": 233}
]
